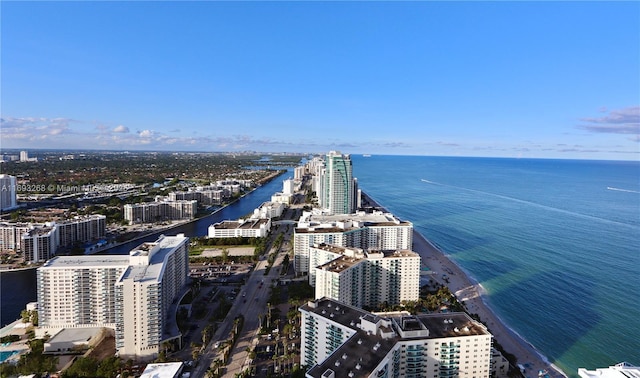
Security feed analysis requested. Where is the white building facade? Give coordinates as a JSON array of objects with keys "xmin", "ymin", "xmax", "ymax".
[
  {"xmin": 293, "ymin": 211, "xmax": 413, "ymax": 276},
  {"xmin": 0, "ymin": 174, "xmax": 18, "ymax": 211},
  {"xmin": 22, "ymin": 226, "xmax": 58, "ymax": 263},
  {"xmin": 36, "ymin": 234, "xmax": 189, "ymax": 360},
  {"xmin": 300, "ymin": 298, "xmax": 494, "ymax": 378},
  {"xmin": 312, "ymin": 244, "xmax": 421, "ymax": 308},
  {"xmin": 124, "ymin": 200, "xmax": 197, "ymax": 225},
  {"xmin": 208, "ymin": 218, "xmax": 271, "ymax": 238}
]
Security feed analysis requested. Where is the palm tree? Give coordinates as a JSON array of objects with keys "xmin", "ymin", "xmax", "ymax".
[{"xmin": 202, "ymin": 325, "xmax": 213, "ymax": 346}]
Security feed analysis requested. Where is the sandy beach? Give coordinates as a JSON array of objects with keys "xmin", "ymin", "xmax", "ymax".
[{"xmin": 364, "ymin": 193, "xmax": 567, "ymax": 378}]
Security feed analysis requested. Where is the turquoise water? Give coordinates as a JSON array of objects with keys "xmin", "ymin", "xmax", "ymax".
[
  {"xmin": 353, "ymin": 156, "xmax": 640, "ymax": 376},
  {"xmin": 0, "ymin": 350, "xmax": 18, "ymax": 363}
]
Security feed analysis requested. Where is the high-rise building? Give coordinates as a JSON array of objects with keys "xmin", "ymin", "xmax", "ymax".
[
  {"xmin": 22, "ymin": 226, "xmax": 58, "ymax": 263},
  {"xmin": 37, "ymin": 234, "xmax": 189, "ymax": 360},
  {"xmin": 0, "ymin": 174, "xmax": 18, "ymax": 211},
  {"xmin": 320, "ymin": 151, "xmax": 358, "ymax": 215},
  {"xmin": 0, "ymin": 222, "xmax": 31, "ymax": 251},
  {"xmin": 55, "ymin": 215, "xmax": 106, "ymax": 248},
  {"xmin": 312, "ymin": 244, "xmax": 420, "ymax": 308},
  {"xmin": 283, "ymin": 179, "xmax": 295, "ymax": 195},
  {"xmin": 300, "ymin": 298, "xmax": 494, "ymax": 378},
  {"xmin": 115, "ymin": 235, "xmax": 189, "ymax": 359},
  {"xmin": 124, "ymin": 200, "xmax": 197, "ymax": 225},
  {"xmin": 293, "ymin": 210, "xmax": 413, "ymax": 281}
]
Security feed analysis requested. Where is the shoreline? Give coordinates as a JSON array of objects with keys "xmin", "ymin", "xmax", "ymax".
[{"xmin": 363, "ymin": 192, "xmax": 567, "ymax": 378}]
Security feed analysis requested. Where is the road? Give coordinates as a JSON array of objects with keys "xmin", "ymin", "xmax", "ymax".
[{"xmin": 192, "ymin": 211, "xmax": 298, "ymax": 378}]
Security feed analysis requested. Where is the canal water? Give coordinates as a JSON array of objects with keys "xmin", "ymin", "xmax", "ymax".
[{"xmin": 0, "ymin": 169, "xmax": 291, "ymax": 326}]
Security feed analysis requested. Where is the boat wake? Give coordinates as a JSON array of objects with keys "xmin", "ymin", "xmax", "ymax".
[
  {"xmin": 607, "ymin": 186, "xmax": 640, "ymax": 194},
  {"xmin": 420, "ymin": 179, "xmax": 639, "ymax": 230}
]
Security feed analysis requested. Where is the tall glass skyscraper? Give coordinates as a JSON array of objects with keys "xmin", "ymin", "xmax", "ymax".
[{"xmin": 321, "ymin": 151, "xmax": 358, "ymax": 215}]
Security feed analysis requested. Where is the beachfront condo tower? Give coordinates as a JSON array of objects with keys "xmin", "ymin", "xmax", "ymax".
[
  {"xmin": 300, "ymin": 298, "xmax": 494, "ymax": 378},
  {"xmin": 320, "ymin": 151, "xmax": 359, "ymax": 215}
]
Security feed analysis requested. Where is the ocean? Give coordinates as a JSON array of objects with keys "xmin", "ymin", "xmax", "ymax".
[
  {"xmin": 2, "ymin": 157, "xmax": 638, "ymax": 375},
  {"xmin": 352, "ymin": 155, "xmax": 640, "ymax": 376}
]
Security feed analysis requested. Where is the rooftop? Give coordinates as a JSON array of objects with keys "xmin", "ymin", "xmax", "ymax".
[
  {"xmin": 140, "ymin": 362, "xmax": 183, "ymax": 378},
  {"xmin": 302, "ymin": 298, "xmax": 492, "ymax": 378},
  {"xmin": 45, "ymin": 327, "xmax": 101, "ymax": 345},
  {"xmin": 120, "ymin": 235, "xmax": 188, "ymax": 283},
  {"xmin": 579, "ymin": 363, "xmax": 640, "ymax": 378},
  {"xmin": 39, "ymin": 255, "xmax": 130, "ymax": 269},
  {"xmin": 297, "ymin": 210, "xmax": 412, "ymax": 231},
  {"xmin": 212, "ymin": 218, "xmax": 269, "ymax": 230},
  {"xmin": 303, "ymin": 299, "xmax": 397, "ymax": 378},
  {"xmin": 317, "ymin": 255, "xmax": 364, "ymax": 273}
]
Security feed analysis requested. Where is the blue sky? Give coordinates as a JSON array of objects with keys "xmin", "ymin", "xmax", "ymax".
[{"xmin": 1, "ymin": 1, "xmax": 639, "ymax": 160}]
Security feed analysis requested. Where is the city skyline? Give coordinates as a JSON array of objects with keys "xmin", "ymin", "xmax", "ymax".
[{"xmin": 2, "ymin": 1, "xmax": 639, "ymax": 160}]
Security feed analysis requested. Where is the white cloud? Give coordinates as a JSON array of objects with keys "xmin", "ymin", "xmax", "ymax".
[
  {"xmin": 113, "ymin": 125, "xmax": 129, "ymax": 133},
  {"xmin": 139, "ymin": 130, "xmax": 154, "ymax": 138},
  {"xmin": 578, "ymin": 106, "xmax": 640, "ymax": 139}
]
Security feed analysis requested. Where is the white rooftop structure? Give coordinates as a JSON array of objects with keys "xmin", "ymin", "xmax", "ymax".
[
  {"xmin": 140, "ymin": 362, "xmax": 184, "ymax": 378},
  {"xmin": 579, "ymin": 363, "xmax": 640, "ymax": 378}
]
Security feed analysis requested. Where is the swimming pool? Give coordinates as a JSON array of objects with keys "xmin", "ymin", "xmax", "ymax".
[{"xmin": 0, "ymin": 350, "xmax": 19, "ymax": 364}]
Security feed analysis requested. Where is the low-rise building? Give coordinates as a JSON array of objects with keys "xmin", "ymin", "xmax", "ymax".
[{"xmin": 208, "ymin": 218, "xmax": 271, "ymax": 238}]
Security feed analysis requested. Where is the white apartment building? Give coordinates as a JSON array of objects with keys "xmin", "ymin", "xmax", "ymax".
[
  {"xmin": 115, "ymin": 235, "xmax": 189, "ymax": 359},
  {"xmin": 169, "ymin": 188, "xmax": 226, "ymax": 206},
  {"xmin": 0, "ymin": 215, "xmax": 106, "ymax": 262},
  {"xmin": 579, "ymin": 363, "xmax": 640, "ymax": 378},
  {"xmin": 37, "ymin": 255, "xmax": 130, "ymax": 328},
  {"xmin": 0, "ymin": 174, "xmax": 18, "ymax": 211},
  {"xmin": 208, "ymin": 218, "xmax": 271, "ymax": 238},
  {"xmin": 23, "ymin": 226, "xmax": 58, "ymax": 263},
  {"xmin": 37, "ymin": 234, "xmax": 189, "ymax": 360},
  {"xmin": 253, "ymin": 201, "xmax": 285, "ymax": 219},
  {"xmin": 312, "ymin": 244, "xmax": 420, "ymax": 308},
  {"xmin": 300, "ymin": 298, "xmax": 493, "ymax": 378},
  {"xmin": 271, "ymin": 192, "xmax": 294, "ymax": 205},
  {"xmin": 283, "ymin": 179, "xmax": 295, "ymax": 195},
  {"xmin": 0, "ymin": 222, "xmax": 31, "ymax": 251},
  {"xmin": 124, "ymin": 200, "xmax": 197, "ymax": 225},
  {"xmin": 294, "ymin": 211, "xmax": 413, "ymax": 276},
  {"xmin": 55, "ymin": 215, "xmax": 106, "ymax": 247},
  {"xmin": 294, "ymin": 165, "xmax": 306, "ymax": 181}
]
